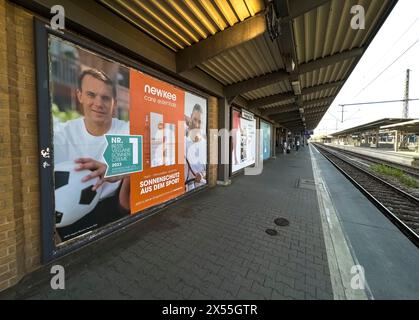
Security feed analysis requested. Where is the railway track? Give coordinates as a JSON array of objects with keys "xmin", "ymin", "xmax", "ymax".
[
  {"xmin": 320, "ymin": 144, "xmax": 419, "ymax": 180},
  {"xmin": 313, "ymin": 143, "xmax": 419, "ymax": 247}
]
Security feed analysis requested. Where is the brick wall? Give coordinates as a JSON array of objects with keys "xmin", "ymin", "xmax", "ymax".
[
  {"xmin": 207, "ymin": 96, "xmax": 218, "ymax": 187},
  {"xmin": 0, "ymin": 0, "xmax": 40, "ymax": 292}
]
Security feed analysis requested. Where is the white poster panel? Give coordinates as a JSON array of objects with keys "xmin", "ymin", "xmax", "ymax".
[
  {"xmin": 232, "ymin": 109, "xmax": 256, "ymax": 173},
  {"xmin": 184, "ymin": 92, "xmax": 207, "ymax": 191}
]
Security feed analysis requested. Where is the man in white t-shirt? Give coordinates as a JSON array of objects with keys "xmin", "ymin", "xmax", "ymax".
[
  {"xmin": 54, "ymin": 69, "xmax": 130, "ymax": 239},
  {"xmin": 184, "ymin": 104, "xmax": 207, "ymax": 191}
]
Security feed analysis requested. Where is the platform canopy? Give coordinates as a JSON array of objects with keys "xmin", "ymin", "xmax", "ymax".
[
  {"xmin": 26, "ymin": 0, "xmax": 398, "ymax": 132},
  {"xmin": 381, "ymin": 119, "xmax": 419, "ymax": 133},
  {"xmin": 330, "ymin": 118, "xmax": 413, "ymax": 136}
]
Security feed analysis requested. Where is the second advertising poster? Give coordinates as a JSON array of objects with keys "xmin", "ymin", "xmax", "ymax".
[
  {"xmin": 130, "ymin": 71, "xmax": 208, "ymax": 212},
  {"xmin": 231, "ymin": 109, "xmax": 256, "ymax": 173}
]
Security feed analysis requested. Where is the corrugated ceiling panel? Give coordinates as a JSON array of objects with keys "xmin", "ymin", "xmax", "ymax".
[
  {"xmin": 99, "ymin": 0, "xmax": 265, "ymax": 52},
  {"xmin": 293, "ymin": 0, "xmax": 391, "ymax": 63},
  {"xmin": 305, "ymin": 101, "xmax": 330, "ymax": 109},
  {"xmin": 98, "ymin": 0, "xmax": 393, "ymax": 131},
  {"xmin": 309, "ymin": 117, "xmax": 323, "ymax": 123},
  {"xmin": 302, "ymin": 86, "xmax": 339, "ymax": 102},
  {"xmin": 299, "ymin": 58, "xmax": 356, "ymax": 88},
  {"xmin": 249, "ymin": 33, "xmax": 285, "ymax": 72},
  {"xmin": 355, "ymin": 0, "xmax": 390, "ymax": 48},
  {"xmin": 306, "ymin": 115, "xmax": 322, "ymax": 121},
  {"xmin": 259, "ymin": 98, "xmax": 295, "ymax": 110},
  {"xmin": 199, "ymin": 33, "xmax": 285, "ymax": 86},
  {"xmin": 198, "ymin": 63, "xmax": 230, "ymax": 85},
  {"xmin": 306, "ymin": 107, "xmax": 328, "ymax": 115},
  {"xmin": 242, "ymin": 81, "xmax": 291, "ymax": 100}
]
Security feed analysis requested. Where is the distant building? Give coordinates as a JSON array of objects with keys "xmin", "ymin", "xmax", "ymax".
[{"xmin": 329, "ymin": 118, "xmax": 418, "ymax": 152}]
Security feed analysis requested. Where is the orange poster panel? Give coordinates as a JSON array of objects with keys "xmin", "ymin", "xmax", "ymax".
[{"xmin": 130, "ymin": 70, "xmax": 185, "ymax": 212}]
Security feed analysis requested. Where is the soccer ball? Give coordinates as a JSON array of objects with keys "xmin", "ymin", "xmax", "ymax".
[{"xmin": 54, "ymin": 161, "xmax": 103, "ymax": 228}]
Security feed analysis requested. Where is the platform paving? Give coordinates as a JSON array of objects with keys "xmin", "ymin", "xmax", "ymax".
[
  {"xmin": 3, "ymin": 146, "xmax": 333, "ymax": 300},
  {"xmin": 330, "ymin": 144, "xmax": 419, "ymax": 167}
]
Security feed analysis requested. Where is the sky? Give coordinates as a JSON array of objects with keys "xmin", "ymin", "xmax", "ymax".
[{"xmin": 314, "ymin": 0, "xmax": 419, "ymax": 136}]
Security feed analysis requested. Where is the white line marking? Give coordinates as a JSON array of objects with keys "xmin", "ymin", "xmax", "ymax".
[{"xmin": 309, "ymin": 144, "xmax": 373, "ymax": 300}]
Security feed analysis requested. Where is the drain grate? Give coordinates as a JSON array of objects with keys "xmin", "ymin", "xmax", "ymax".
[
  {"xmin": 274, "ymin": 218, "xmax": 290, "ymax": 227},
  {"xmin": 265, "ymin": 229, "xmax": 278, "ymax": 236},
  {"xmin": 297, "ymin": 178, "xmax": 317, "ymax": 191}
]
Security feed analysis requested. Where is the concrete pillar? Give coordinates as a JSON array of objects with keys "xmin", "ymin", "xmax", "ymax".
[
  {"xmin": 271, "ymin": 125, "xmax": 277, "ymax": 158},
  {"xmin": 256, "ymin": 118, "xmax": 263, "ymax": 167},
  {"xmin": 217, "ymin": 98, "xmax": 231, "ymax": 185},
  {"xmin": 394, "ymin": 130, "xmax": 399, "ymax": 152},
  {"xmin": 208, "ymin": 96, "xmax": 218, "ymax": 187}
]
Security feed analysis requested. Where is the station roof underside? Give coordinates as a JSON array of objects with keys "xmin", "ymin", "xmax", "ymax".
[
  {"xmin": 97, "ymin": 0, "xmax": 397, "ymax": 132},
  {"xmin": 28, "ymin": 0, "xmax": 397, "ymax": 132}
]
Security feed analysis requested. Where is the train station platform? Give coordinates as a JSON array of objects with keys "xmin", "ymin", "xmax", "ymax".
[
  {"xmin": 328, "ymin": 144, "xmax": 419, "ymax": 168},
  {"xmin": 2, "ymin": 145, "xmax": 419, "ymax": 300},
  {"xmin": 310, "ymin": 144, "xmax": 419, "ymax": 299}
]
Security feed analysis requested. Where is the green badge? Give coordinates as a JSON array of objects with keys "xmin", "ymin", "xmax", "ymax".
[{"xmin": 103, "ymin": 135, "xmax": 143, "ymax": 178}]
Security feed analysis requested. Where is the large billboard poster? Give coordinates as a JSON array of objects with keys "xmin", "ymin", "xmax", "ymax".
[
  {"xmin": 231, "ymin": 109, "xmax": 256, "ymax": 173},
  {"xmin": 261, "ymin": 120, "xmax": 272, "ymax": 160},
  {"xmin": 49, "ymin": 35, "xmax": 207, "ymax": 244}
]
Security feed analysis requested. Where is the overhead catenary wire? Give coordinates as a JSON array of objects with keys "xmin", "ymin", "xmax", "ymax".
[
  {"xmin": 352, "ymin": 38, "xmax": 419, "ymax": 99},
  {"xmin": 315, "ymin": 19, "xmax": 419, "ymax": 133},
  {"xmin": 361, "ymin": 17, "xmax": 419, "ymax": 80},
  {"xmin": 332, "ymin": 70, "xmax": 407, "ymax": 121},
  {"xmin": 344, "ymin": 107, "xmax": 361, "ymax": 121},
  {"xmin": 326, "ymin": 111, "xmax": 340, "ymax": 121},
  {"xmin": 378, "ymin": 69, "xmax": 406, "ymax": 84},
  {"xmin": 339, "ymin": 98, "xmax": 419, "ymax": 107},
  {"xmin": 329, "ymin": 70, "xmax": 406, "ymax": 124}
]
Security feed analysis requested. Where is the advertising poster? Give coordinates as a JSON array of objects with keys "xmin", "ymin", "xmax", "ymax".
[
  {"xmin": 261, "ymin": 120, "xmax": 272, "ymax": 160},
  {"xmin": 232, "ymin": 109, "xmax": 256, "ymax": 173},
  {"xmin": 129, "ymin": 71, "xmax": 186, "ymax": 212},
  {"xmin": 50, "ymin": 35, "xmax": 132, "ymax": 243},
  {"xmin": 184, "ymin": 92, "xmax": 207, "ymax": 192},
  {"xmin": 49, "ymin": 35, "xmax": 207, "ymax": 244}
]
